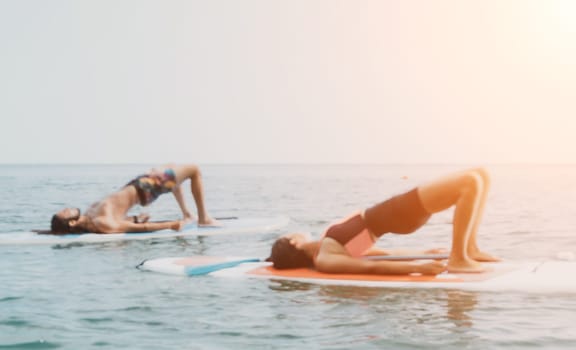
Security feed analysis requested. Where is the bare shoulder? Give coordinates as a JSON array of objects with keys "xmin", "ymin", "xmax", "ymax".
[
  {"xmin": 315, "ymin": 237, "xmax": 348, "ymax": 269},
  {"xmin": 318, "ymin": 237, "xmax": 347, "ymax": 255}
]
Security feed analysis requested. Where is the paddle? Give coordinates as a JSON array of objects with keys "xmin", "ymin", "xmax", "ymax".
[{"xmin": 214, "ymin": 216, "xmax": 238, "ymax": 220}]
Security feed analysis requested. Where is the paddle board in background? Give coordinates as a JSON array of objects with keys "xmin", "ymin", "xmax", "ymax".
[
  {"xmin": 0, "ymin": 216, "xmax": 289, "ymax": 246},
  {"xmin": 138, "ymin": 255, "xmax": 576, "ymax": 293}
]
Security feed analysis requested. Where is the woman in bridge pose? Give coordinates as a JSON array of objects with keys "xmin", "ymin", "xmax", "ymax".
[{"xmin": 268, "ymin": 168, "xmax": 499, "ymax": 275}]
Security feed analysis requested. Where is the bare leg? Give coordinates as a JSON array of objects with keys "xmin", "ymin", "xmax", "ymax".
[
  {"xmin": 465, "ymin": 168, "xmax": 499, "ymax": 262},
  {"xmin": 417, "ymin": 168, "xmax": 494, "ymax": 273},
  {"xmin": 172, "ymin": 164, "xmax": 218, "ymax": 226}
]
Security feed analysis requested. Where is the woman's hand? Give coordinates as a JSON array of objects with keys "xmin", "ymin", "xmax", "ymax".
[{"xmin": 416, "ymin": 261, "xmax": 446, "ymax": 275}]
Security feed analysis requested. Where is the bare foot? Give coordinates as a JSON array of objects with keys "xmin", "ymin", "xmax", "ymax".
[
  {"xmin": 198, "ymin": 216, "xmax": 221, "ymax": 227},
  {"xmin": 182, "ymin": 212, "xmax": 195, "ymax": 224},
  {"xmin": 469, "ymin": 251, "xmax": 501, "ymax": 262},
  {"xmin": 447, "ymin": 258, "xmax": 486, "ymax": 273}
]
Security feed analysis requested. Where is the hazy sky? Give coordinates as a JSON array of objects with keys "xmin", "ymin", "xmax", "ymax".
[{"xmin": 1, "ymin": 1, "xmax": 575, "ymax": 164}]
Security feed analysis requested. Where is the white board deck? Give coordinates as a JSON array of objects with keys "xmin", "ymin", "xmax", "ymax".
[
  {"xmin": 0, "ymin": 216, "xmax": 289, "ymax": 246},
  {"xmin": 138, "ymin": 255, "xmax": 576, "ymax": 293}
]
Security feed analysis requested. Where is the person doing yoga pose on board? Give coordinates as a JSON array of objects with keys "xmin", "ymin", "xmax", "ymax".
[
  {"xmin": 267, "ymin": 168, "xmax": 499, "ymax": 275},
  {"xmin": 49, "ymin": 164, "xmax": 218, "ymax": 234}
]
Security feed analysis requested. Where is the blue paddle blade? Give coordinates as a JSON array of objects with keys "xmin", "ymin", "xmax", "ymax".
[{"xmin": 184, "ymin": 258, "xmax": 261, "ymax": 276}]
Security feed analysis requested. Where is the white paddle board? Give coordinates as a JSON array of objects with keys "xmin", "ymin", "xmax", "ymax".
[
  {"xmin": 0, "ymin": 216, "xmax": 289, "ymax": 246},
  {"xmin": 138, "ymin": 255, "xmax": 576, "ymax": 293}
]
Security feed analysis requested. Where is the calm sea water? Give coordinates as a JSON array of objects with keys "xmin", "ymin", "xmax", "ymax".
[{"xmin": 1, "ymin": 164, "xmax": 576, "ymax": 349}]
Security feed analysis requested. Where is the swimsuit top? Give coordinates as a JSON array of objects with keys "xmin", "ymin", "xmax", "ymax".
[{"xmin": 127, "ymin": 168, "xmax": 176, "ymax": 206}]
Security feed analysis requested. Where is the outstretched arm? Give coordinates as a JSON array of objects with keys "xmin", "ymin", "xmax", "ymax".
[
  {"xmin": 316, "ymin": 251, "xmax": 445, "ymax": 275},
  {"xmin": 95, "ymin": 219, "xmax": 183, "ymax": 234},
  {"xmin": 362, "ymin": 246, "xmax": 392, "ymax": 256},
  {"xmin": 362, "ymin": 247, "xmax": 448, "ymax": 257}
]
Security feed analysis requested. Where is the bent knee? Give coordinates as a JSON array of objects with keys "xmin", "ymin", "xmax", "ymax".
[
  {"xmin": 470, "ymin": 167, "xmax": 490, "ymax": 185},
  {"xmin": 458, "ymin": 172, "xmax": 483, "ymax": 195},
  {"xmin": 174, "ymin": 164, "xmax": 200, "ymax": 181}
]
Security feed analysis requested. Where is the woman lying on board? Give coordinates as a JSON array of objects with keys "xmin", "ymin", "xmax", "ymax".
[
  {"xmin": 267, "ymin": 168, "xmax": 499, "ymax": 274},
  {"xmin": 47, "ymin": 164, "xmax": 218, "ymax": 234}
]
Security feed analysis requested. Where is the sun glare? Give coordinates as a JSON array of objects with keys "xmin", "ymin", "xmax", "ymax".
[
  {"xmin": 524, "ymin": 0, "xmax": 576, "ymax": 37},
  {"xmin": 548, "ymin": 0, "xmax": 576, "ymax": 33}
]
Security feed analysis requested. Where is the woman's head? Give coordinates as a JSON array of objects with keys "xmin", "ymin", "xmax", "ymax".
[
  {"xmin": 50, "ymin": 207, "xmax": 82, "ymax": 233},
  {"xmin": 267, "ymin": 233, "xmax": 314, "ymax": 269}
]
